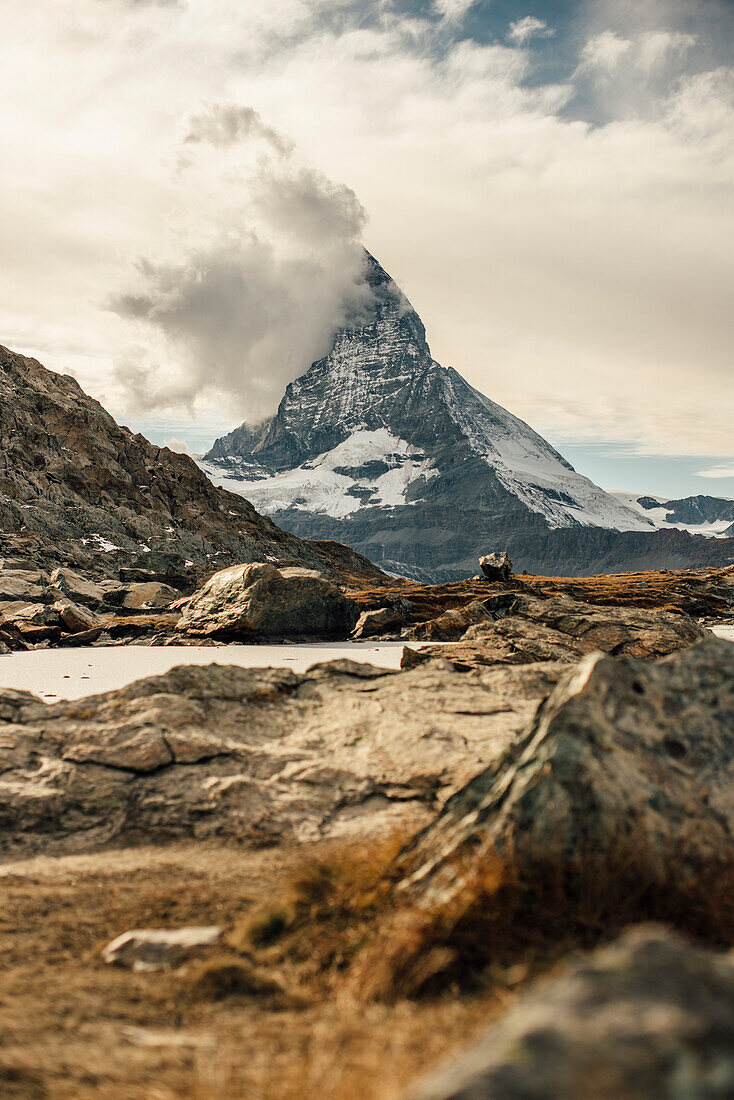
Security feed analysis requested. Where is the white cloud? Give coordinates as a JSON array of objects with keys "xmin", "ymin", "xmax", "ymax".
[
  {"xmin": 110, "ymin": 106, "xmax": 370, "ymax": 418},
  {"xmin": 697, "ymin": 466, "xmax": 734, "ymax": 480},
  {"xmin": 0, "ymin": 0, "xmax": 732, "ymax": 459},
  {"xmin": 576, "ymin": 30, "xmax": 633, "ymax": 74},
  {"xmin": 508, "ymin": 16, "xmax": 554, "ymax": 46},
  {"xmin": 163, "ymin": 438, "xmax": 189, "ymax": 453},
  {"xmin": 433, "ymin": 0, "xmax": 477, "ymax": 21},
  {"xmin": 638, "ymin": 31, "xmax": 697, "ymax": 71}
]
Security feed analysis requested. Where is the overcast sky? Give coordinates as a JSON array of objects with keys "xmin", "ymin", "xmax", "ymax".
[{"xmin": 2, "ymin": 0, "xmax": 732, "ymax": 496}]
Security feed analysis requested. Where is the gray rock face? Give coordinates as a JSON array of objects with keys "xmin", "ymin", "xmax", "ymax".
[
  {"xmin": 400, "ymin": 637, "xmax": 734, "ymax": 907},
  {"xmin": 202, "ymin": 254, "xmax": 734, "ymax": 580},
  {"xmin": 0, "ymin": 570, "xmax": 50, "ymax": 604},
  {"xmin": 102, "ymin": 926, "xmax": 222, "ymax": 972},
  {"xmin": 479, "ymin": 553, "xmax": 513, "ymax": 582},
  {"xmin": 0, "ymin": 658, "xmax": 564, "ymax": 856},
  {"xmin": 0, "ymin": 343, "xmax": 384, "ymax": 584},
  {"xmin": 178, "ymin": 562, "xmax": 360, "ymax": 638},
  {"xmin": 408, "ymin": 926, "xmax": 734, "ymax": 1100},
  {"xmin": 52, "ymin": 598, "xmax": 102, "ymax": 634}
]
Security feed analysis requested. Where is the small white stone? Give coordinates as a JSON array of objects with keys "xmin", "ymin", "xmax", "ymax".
[{"xmin": 101, "ymin": 926, "xmax": 222, "ymax": 971}]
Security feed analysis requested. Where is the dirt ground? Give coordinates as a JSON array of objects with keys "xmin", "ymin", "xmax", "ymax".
[{"xmin": 0, "ymin": 841, "xmax": 497, "ymax": 1100}]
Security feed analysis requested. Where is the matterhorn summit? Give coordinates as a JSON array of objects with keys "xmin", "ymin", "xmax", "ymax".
[{"xmin": 200, "ymin": 253, "xmax": 701, "ymax": 580}]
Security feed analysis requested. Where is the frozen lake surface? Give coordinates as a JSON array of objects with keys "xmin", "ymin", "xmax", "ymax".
[
  {"xmin": 0, "ymin": 642, "xmax": 410, "ymax": 702},
  {"xmin": 2, "ymin": 626, "xmax": 730, "ymax": 704}
]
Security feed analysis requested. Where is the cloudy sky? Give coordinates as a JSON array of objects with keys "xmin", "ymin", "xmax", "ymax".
[{"xmin": 2, "ymin": 0, "xmax": 732, "ymax": 496}]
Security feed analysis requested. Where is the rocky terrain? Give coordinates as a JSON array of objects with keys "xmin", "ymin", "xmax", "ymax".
[
  {"xmin": 201, "ymin": 253, "xmax": 734, "ymax": 580},
  {"xmin": 0, "ymin": 344, "xmax": 383, "ymax": 585},
  {"xmin": 2, "ymin": 339, "xmax": 734, "ymax": 1099},
  {"xmin": 409, "ymin": 926, "xmax": 734, "ymax": 1100},
  {"xmin": 1, "ymin": 541, "xmax": 733, "ymax": 1096},
  {"xmin": 0, "ymin": 657, "xmax": 566, "ymax": 858}
]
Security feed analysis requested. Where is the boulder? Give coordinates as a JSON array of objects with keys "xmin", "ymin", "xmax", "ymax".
[
  {"xmin": 0, "ymin": 658, "xmax": 565, "ymax": 855},
  {"xmin": 102, "ymin": 926, "xmax": 222, "ymax": 971},
  {"xmin": 405, "ymin": 594, "xmax": 707, "ymax": 669},
  {"xmin": 399, "ymin": 637, "xmax": 734, "ymax": 908},
  {"xmin": 0, "ymin": 601, "xmax": 60, "ymax": 629},
  {"xmin": 479, "ymin": 552, "xmax": 513, "ymax": 582},
  {"xmin": 49, "ymin": 567, "xmax": 105, "ymax": 609},
  {"xmin": 179, "ymin": 562, "xmax": 360, "ymax": 638},
  {"xmin": 120, "ymin": 581, "xmax": 180, "ymax": 610},
  {"xmin": 408, "ymin": 926, "xmax": 734, "ymax": 1100},
  {"xmin": 353, "ymin": 606, "xmax": 407, "ymax": 639},
  {"xmin": 0, "ymin": 569, "xmax": 50, "ymax": 604},
  {"xmin": 52, "ymin": 598, "xmax": 102, "ymax": 634},
  {"xmin": 406, "ymin": 600, "xmax": 495, "ymax": 642}
]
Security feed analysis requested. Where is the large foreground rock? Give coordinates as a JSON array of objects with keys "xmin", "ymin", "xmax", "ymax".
[
  {"xmin": 408, "ymin": 926, "xmax": 734, "ymax": 1100},
  {"xmin": 179, "ymin": 562, "xmax": 360, "ymax": 638},
  {"xmin": 401, "ymin": 637, "xmax": 734, "ymax": 906},
  {"xmin": 0, "ymin": 658, "xmax": 564, "ymax": 856}
]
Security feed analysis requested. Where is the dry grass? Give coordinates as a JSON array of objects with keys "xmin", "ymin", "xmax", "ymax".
[
  {"xmin": 191, "ymin": 997, "xmax": 499, "ymax": 1100},
  {"xmin": 352, "ymin": 831, "xmax": 734, "ymax": 1002},
  {"xmin": 348, "ymin": 565, "xmax": 733, "ymax": 622},
  {"xmin": 238, "ymin": 828, "xmax": 734, "ymax": 1006},
  {"xmin": 233, "ymin": 834, "xmax": 407, "ymax": 985}
]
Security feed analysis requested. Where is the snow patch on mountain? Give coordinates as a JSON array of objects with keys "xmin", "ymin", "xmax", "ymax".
[
  {"xmin": 442, "ymin": 370, "xmax": 651, "ymax": 532},
  {"xmin": 200, "ymin": 428, "xmax": 439, "ymax": 519},
  {"xmin": 612, "ymin": 492, "xmax": 734, "ymax": 538}
]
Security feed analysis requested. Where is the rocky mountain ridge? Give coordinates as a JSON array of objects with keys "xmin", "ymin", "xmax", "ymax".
[
  {"xmin": 202, "ymin": 253, "xmax": 734, "ymax": 579},
  {"xmin": 613, "ymin": 491, "xmax": 734, "ymax": 537},
  {"xmin": 0, "ymin": 344, "xmax": 382, "ymax": 584}
]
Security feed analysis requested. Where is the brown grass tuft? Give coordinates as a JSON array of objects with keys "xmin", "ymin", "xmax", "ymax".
[
  {"xmin": 238, "ymin": 829, "xmax": 734, "ymax": 1005},
  {"xmin": 352, "ymin": 830, "xmax": 734, "ymax": 1001},
  {"xmin": 233, "ymin": 833, "xmax": 408, "ymax": 983}
]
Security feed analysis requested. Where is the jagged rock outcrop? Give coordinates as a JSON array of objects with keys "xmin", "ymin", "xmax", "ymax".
[
  {"xmin": 202, "ymin": 254, "xmax": 734, "ymax": 580},
  {"xmin": 0, "ymin": 658, "xmax": 565, "ymax": 856},
  {"xmin": 403, "ymin": 591, "xmax": 708, "ymax": 663},
  {"xmin": 0, "ymin": 344, "xmax": 384, "ymax": 583},
  {"xmin": 398, "ymin": 637, "xmax": 734, "ymax": 910},
  {"xmin": 179, "ymin": 562, "xmax": 360, "ymax": 638},
  {"xmin": 408, "ymin": 927, "xmax": 734, "ymax": 1100}
]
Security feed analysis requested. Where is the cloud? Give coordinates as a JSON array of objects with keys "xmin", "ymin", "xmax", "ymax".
[
  {"xmin": 696, "ymin": 466, "xmax": 734, "ymax": 480},
  {"xmin": 576, "ymin": 30, "xmax": 633, "ymax": 74},
  {"xmin": 508, "ymin": 16, "xmax": 554, "ymax": 46},
  {"xmin": 162, "ymin": 438, "xmax": 189, "ymax": 453},
  {"xmin": 110, "ymin": 104, "xmax": 370, "ymax": 419},
  {"xmin": 0, "ymin": 0, "xmax": 732, "ymax": 461},
  {"xmin": 433, "ymin": 0, "xmax": 477, "ymax": 22},
  {"xmin": 184, "ymin": 103, "xmax": 294, "ymax": 156}
]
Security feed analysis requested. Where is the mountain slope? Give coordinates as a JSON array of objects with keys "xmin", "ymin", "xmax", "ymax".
[
  {"xmin": 0, "ymin": 344, "xmax": 382, "ymax": 581},
  {"xmin": 612, "ymin": 492, "xmax": 734, "ymax": 538},
  {"xmin": 203, "ymin": 254, "xmax": 734, "ymax": 579}
]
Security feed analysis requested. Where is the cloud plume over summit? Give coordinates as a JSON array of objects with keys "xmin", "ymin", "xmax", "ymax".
[
  {"xmin": 110, "ymin": 104, "xmax": 370, "ymax": 420},
  {"xmin": 0, "ymin": 0, "xmax": 731, "ymax": 469}
]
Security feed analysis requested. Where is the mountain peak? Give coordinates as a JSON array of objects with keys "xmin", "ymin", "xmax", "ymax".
[{"xmin": 199, "ymin": 255, "xmax": 731, "ymax": 580}]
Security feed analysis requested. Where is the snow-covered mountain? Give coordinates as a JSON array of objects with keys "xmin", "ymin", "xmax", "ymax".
[
  {"xmin": 201, "ymin": 253, "xmax": 734, "ymax": 579},
  {"xmin": 612, "ymin": 493, "xmax": 734, "ymax": 538}
]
